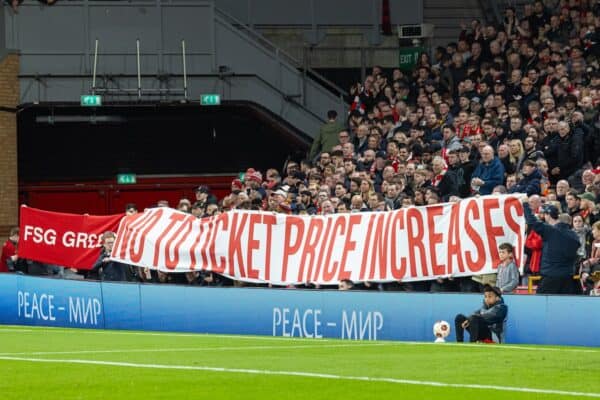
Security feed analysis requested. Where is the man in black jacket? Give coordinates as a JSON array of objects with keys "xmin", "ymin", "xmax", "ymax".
[
  {"xmin": 455, "ymin": 285, "xmax": 508, "ymax": 343},
  {"xmin": 431, "ymin": 156, "xmax": 459, "ymax": 201},
  {"xmin": 447, "ymin": 150, "xmax": 470, "ymax": 198},
  {"xmin": 548, "ymin": 121, "xmax": 584, "ymax": 184},
  {"xmin": 571, "ymin": 110, "xmax": 600, "ymax": 165},
  {"xmin": 509, "ymin": 160, "xmax": 542, "ymax": 196},
  {"xmin": 522, "ymin": 199, "xmax": 580, "ymax": 294},
  {"xmin": 91, "ymin": 231, "xmax": 131, "ymax": 282}
]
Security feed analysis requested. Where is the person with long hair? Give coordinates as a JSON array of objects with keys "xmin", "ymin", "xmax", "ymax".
[
  {"xmin": 508, "ymin": 139, "xmax": 525, "ymax": 169},
  {"xmin": 359, "ymin": 178, "xmax": 376, "ymax": 204}
]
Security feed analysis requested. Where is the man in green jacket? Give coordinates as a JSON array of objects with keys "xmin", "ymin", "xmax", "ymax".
[{"xmin": 309, "ymin": 110, "xmax": 345, "ymax": 161}]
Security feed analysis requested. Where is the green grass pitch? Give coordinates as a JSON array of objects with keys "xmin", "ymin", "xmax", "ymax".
[{"xmin": 0, "ymin": 325, "xmax": 598, "ymax": 399}]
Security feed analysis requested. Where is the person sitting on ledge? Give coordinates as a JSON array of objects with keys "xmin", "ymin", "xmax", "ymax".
[{"xmin": 454, "ymin": 284, "xmax": 508, "ymax": 343}]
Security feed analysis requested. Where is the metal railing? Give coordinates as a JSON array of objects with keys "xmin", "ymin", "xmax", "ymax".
[{"xmin": 214, "ymin": 7, "xmax": 348, "ymax": 99}]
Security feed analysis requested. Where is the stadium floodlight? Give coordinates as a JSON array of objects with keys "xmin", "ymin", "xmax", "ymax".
[{"xmin": 397, "ymin": 24, "xmax": 434, "ymax": 39}]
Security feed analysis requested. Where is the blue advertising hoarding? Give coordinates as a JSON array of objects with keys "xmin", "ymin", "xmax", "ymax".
[{"xmin": 0, "ymin": 275, "xmax": 598, "ymax": 347}]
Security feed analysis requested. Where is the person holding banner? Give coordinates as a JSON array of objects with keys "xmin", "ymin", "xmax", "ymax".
[
  {"xmin": 0, "ymin": 227, "xmax": 19, "ymax": 273},
  {"xmin": 91, "ymin": 231, "xmax": 131, "ymax": 282},
  {"xmin": 522, "ymin": 198, "xmax": 580, "ymax": 294}
]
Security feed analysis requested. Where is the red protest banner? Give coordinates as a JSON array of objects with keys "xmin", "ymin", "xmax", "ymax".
[
  {"xmin": 111, "ymin": 195, "xmax": 525, "ymax": 285},
  {"xmin": 18, "ymin": 206, "xmax": 123, "ymax": 269}
]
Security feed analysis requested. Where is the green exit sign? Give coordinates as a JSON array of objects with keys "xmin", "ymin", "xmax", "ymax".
[
  {"xmin": 117, "ymin": 174, "xmax": 137, "ymax": 185},
  {"xmin": 81, "ymin": 95, "xmax": 102, "ymax": 106},
  {"xmin": 398, "ymin": 47, "xmax": 424, "ymax": 71},
  {"xmin": 201, "ymin": 94, "xmax": 221, "ymax": 106}
]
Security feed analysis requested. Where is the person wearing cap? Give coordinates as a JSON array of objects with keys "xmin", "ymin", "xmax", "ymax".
[
  {"xmin": 244, "ymin": 169, "xmax": 268, "ymax": 200},
  {"xmin": 195, "ymin": 185, "xmax": 218, "ymax": 208},
  {"xmin": 493, "ymin": 76, "xmax": 509, "ymax": 102},
  {"xmin": 509, "ymin": 159, "xmax": 543, "ymax": 196},
  {"xmin": 454, "ymin": 284, "xmax": 508, "ymax": 343},
  {"xmin": 194, "ymin": 186, "xmax": 208, "ymax": 205},
  {"xmin": 522, "ymin": 196, "xmax": 581, "ymax": 294},
  {"xmin": 516, "ymin": 77, "xmax": 538, "ymax": 113},
  {"xmin": 470, "ymin": 96, "xmax": 483, "ymax": 115},
  {"xmin": 577, "ymin": 192, "xmax": 600, "ymax": 226},
  {"xmin": 230, "ymin": 178, "xmax": 244, "ymax": 194}
]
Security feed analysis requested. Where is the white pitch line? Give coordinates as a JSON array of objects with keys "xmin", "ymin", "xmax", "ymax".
[
  {"xmin": 0, "ymin": 343, "xmax": 389, "ymax": 357},
  {"xmin": 0, "ymin": 327, "xmax": 338, "ymax": 342},
  {"xmin": 0, "ymin": 356, "xmax": 598, "ymax": 398},
  {"xmin": 401, "ymin": 341, "xmax": 600, "ymax": 354},
  {"xmin": 1, "ymin": 326, "xmax": 598, "ymax": 354}
]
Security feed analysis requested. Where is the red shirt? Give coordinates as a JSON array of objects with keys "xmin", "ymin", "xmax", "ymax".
[
  {"xmin": 0, "ymin": 239, "xmax": 16, "ymax": 273},
  {"xmin": 460, "ymin": 124, "xmax": 483, "ymax": 139}
]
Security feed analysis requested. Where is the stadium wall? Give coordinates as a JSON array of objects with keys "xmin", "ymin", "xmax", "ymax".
[{"xmin": 0, "ymin": 274, "xmax": 597, "ymax": 347}]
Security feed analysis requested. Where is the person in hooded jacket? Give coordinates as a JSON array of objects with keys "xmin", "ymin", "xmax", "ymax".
[{"xmin": 455, "ymin": 284, "xmax": 508, "ymax": 343}]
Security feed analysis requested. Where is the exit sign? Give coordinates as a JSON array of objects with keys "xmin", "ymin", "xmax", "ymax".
[
  {"xmin": 81, "ymin": 95, "xmax": 102, "ymax": 106},
  {"xmin": 117, "ymin": 174, "xmax": 137, "ymax": 185},
  {"xmin": 398, "ymin": 47, "xmax": 424, "ymax": 71},
  {"xmin": 201, "ymin": 94, "xmax": 221, "ymax": 105}
]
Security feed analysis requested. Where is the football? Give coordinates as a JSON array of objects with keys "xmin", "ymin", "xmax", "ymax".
[{"xmin": 433, "ymin": 320, "xmax": 451, "ymax": 342}]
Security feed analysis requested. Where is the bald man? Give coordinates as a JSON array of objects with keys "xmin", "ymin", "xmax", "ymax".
[{"xmin": 471, "ymin": 145, "xmax": 505, "ymax": 195}]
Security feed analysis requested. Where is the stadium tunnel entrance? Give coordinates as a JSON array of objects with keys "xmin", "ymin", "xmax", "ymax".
[{"xmin": 17, "ymin": 101, "xmax": 312, "ymax": 214}]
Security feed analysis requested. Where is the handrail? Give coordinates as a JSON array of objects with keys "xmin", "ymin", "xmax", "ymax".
[{"xmin": 213, "ymin": 7, "xmax": 348, "ymax": 98}]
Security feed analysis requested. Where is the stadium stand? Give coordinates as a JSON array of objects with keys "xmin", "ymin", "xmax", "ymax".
[{"xmin": 1, "ymin": 0, "xmax": 599, "ymax": 296}]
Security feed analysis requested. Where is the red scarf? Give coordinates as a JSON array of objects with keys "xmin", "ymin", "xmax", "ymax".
[
  {"xmin": 432, "ymin": 169, "xmax": 447, "ymax": 187},
  {"xmin": 388, "ymin": 156, "xmax": 400, "ymax": 173},
  {"xmin": 525, "ymin": 231, "xmax": 543, "ymax": 274}
]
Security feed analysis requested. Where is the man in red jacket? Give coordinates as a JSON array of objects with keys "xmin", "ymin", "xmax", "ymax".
[{"xmin": 0, "ymin": 227, "xmax": 19, "ymax": 273}]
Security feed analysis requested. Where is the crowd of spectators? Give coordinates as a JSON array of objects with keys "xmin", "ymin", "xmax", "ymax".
[{"xmin": 2, "ymin": 0, "xmax": 600, "ymax": 295}]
